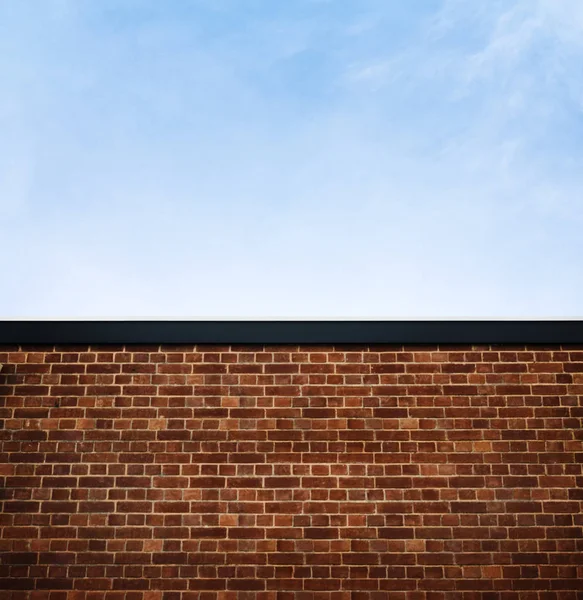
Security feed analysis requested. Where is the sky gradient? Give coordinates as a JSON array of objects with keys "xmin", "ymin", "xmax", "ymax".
[{"xmin": 1, "ymin": 0, "xmax": 582, "ymax": 317}]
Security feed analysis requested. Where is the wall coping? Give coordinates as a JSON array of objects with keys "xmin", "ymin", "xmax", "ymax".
[{"xmin": 0, "ymin": 319, "xmax": 582, "ymax": 344}]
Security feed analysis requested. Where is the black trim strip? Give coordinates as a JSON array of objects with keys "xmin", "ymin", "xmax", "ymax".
[{"xmin": 0, "ymin": 320, "xmax": 581, "ymax": 344}]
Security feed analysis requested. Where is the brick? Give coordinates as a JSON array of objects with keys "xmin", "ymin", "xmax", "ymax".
[
  {"xmin": 376, "ymin": 477, "xmax": 412, "ymax": 488},
  {"xmin": 190, "ymin": 527, "xmax": 226, "ymax": 538},
  {"xmin": 228, "ymin": 528, "xmax": 265, "ymax": 539},
  {"xmin": 304, "ymin": 528, "xmax": 339, "ymax": 539},
  {"xmin": 378, "ymin": 527, "xmax": 415, "ymax": 539},
  {"xmin": 264, "ymin": 477, "xmax": 300, "ymax": 488}
]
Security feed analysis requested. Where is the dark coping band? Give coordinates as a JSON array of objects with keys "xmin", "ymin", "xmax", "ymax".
[{"xmin": 0, "ymin": 320, "xmax": 581, "ymax": 344}]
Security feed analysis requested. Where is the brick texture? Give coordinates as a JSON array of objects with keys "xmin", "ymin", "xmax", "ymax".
[{"xmin": 0, "ymin": 344, "xmax": 582, "ymax": 599}]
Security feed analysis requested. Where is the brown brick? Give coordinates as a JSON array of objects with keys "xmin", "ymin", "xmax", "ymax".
[
  {"xmin": 264, "ymin": 477, "xmax": 300, "ymax": 488},
  {"xmin": 304, "ymin": 528, "xmax": 339, "ymax": 539}
]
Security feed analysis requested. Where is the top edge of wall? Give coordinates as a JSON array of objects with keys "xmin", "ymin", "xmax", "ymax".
[{"xmin": 0, "ymin": 320, "xmax": 583, "ymax": 344}]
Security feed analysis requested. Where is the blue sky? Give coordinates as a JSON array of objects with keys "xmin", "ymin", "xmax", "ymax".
[{"xmin": 1, "ymin": 0, "xmax": 582, "ymax": 317}]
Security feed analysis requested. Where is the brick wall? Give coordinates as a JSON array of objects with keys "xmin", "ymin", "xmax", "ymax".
[{"xmin": 0, "ymin": 344, "xmax": 582, "ymax": 599}]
